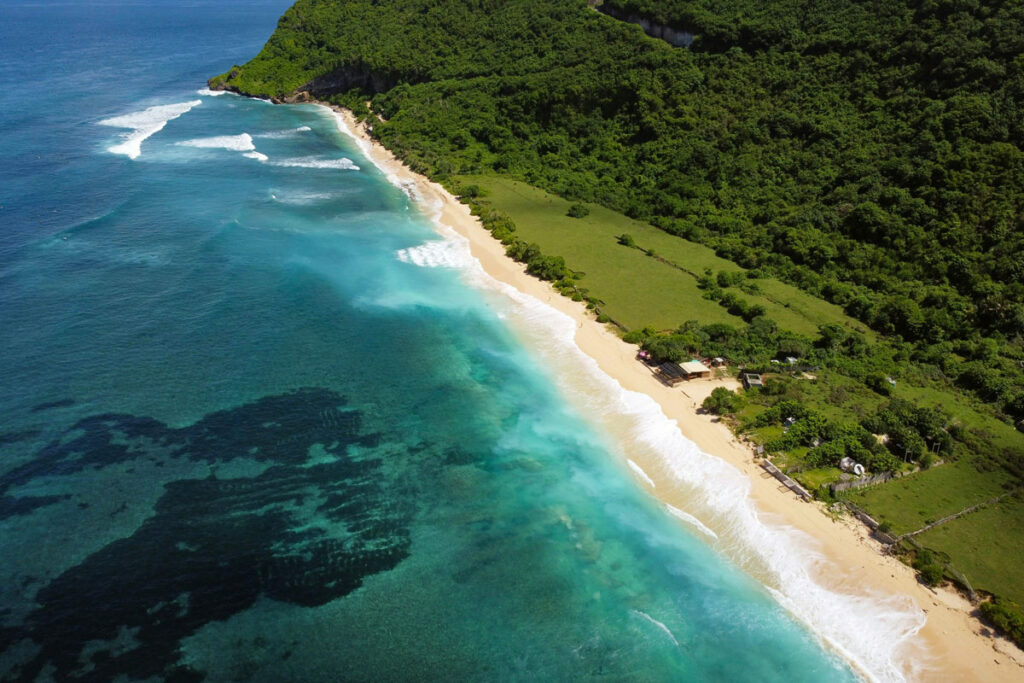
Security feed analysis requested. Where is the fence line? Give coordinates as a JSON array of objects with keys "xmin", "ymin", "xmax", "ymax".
[
  {"xmin": 760, "ymin": 460, "xmax": 813, "ymax": 501},
  {"xmin": 830, "ymin": 472, "xmax": 893, "ymax": 494}
]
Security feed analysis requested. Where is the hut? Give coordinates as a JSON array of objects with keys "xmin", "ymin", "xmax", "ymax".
[
  {"xmin": 742, "ymin": 373, "xmax": 763, "ymax": 390},
  {"xmin": 680, "ymin": 360, "xmax": 712, "ymax": 379}
]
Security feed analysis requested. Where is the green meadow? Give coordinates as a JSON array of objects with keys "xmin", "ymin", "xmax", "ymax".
[
  {"xmin": 914, "ymin": 494, "xmax": 1024, "ymax": 605},
  {"xmin": 464, "ymin": 176, "xmax": 866, "ymax": 337}
]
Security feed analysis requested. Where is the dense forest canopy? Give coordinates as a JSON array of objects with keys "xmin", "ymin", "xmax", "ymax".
[{"xmin": 213, "ymin": 0, "xmax": 1024, "ymax": 422}]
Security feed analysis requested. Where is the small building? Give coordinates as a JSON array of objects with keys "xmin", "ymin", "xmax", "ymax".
[
  {"xmin": 680, "ymin": 360, "xmax": 712, "ymax": 379},
  {"xmin": 657, "ymin": 362, "xmax": 688, "ymax": 385},
  {"xmin": 742, "ymin": 373, "xmax": 763, "ymax": 390},
  {"xmin": 710, "ymin": 357, "xmax": 726, "ymax": 368}
]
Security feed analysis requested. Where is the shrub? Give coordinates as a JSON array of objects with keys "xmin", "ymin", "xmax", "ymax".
[
  {"xmin": 567, "ymin": 203, "xmax": 590, "ymax": 218},
  {"xmin": 912, "ymin": 550, "xmax": 944, "ymax": 586},
  {"xmin": 980, "ymin": 598, "xmax": 1024, "ymax": 650},
  {"xmin": 616, "ymin": 233, "xmax": 636, "ymax": 247},
  {"xmin": 866, "ymin": 371, "xmax": 893, "ymax": 396},
  {"xmin": 703, "ymin": 387, "xmax": 742, "ymax": 415}
]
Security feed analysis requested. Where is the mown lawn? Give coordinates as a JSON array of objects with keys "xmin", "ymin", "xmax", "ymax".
[
  {"xmin": 845, "ymin": 459, "xmax": 1015, "ymax": 535},
  {"xmin": 914, "ymin": 493, "xmax": 1024, "ymax": 604}
]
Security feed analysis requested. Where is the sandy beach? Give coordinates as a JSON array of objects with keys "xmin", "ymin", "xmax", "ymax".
[{"xmin": 326, "ymin": 103, "xmax": 1024, "ymax": 682}]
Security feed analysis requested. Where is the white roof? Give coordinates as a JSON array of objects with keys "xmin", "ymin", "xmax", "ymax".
[{"xmin": 680, "ymin": 360, "xmax": 711, "ymax": 374}]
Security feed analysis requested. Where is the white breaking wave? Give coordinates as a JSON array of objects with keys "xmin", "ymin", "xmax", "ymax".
[
  {"xmin": 256, "ymin": 125, "xmax": 312, "ymax": 139},
  {"xmin": 196, "ymin": 88, "xmax": 232, "ymax": 97},
  {"xmin": 665, "ymin": 503, "xmax": 718, "ymax": 540},
  {"xmin": 98, "ymin": 100, "xmax": 202, "ymax": 159},
  {"xmin": 396, "ymin": 239, "xmax": 475, "ymax": 269},
  {"xmin": 175, "ymin": 134, "xmax": 268, "ymax": 162},
  {"xmin": 271, "ymin": 156, "xmax": 359, "ymax": 170},
  {"xmin": 631, "ymin": 610, "xmax": 680, "ymax": 647},
  {"xmin": 627, "ymin": 459, "xmax": 655, "ymax": 489},
  {"xmin": 176, "ymin": 133, "xmax": 255, "ymax": 152},
  {"xmin": 269, "ymin": 190, "xmax": 338, "ymax": 205}
]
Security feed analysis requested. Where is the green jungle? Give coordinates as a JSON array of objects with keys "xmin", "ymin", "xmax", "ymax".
[{"xmin": 212, "ymin": 0, "xmax": 1024, "ymax": 647}]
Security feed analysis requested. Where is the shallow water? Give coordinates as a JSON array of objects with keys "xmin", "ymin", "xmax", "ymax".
[{"xmin": 0, "ymin": 1, "xmax": 911, "ymax": 680}]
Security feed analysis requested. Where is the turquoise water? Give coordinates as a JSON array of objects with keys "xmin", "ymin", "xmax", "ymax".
[{"xmin": 0, "ymin": 2, "xmax": 877, "ymax": 680}]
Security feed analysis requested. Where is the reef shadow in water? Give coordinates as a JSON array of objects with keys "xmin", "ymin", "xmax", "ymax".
[{"xmin": 0, "ymin": 388, "xmax": 411, "ymax": 682}]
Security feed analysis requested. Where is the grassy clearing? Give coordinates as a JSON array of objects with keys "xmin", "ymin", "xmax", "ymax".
[
  {"xmin": 845, "ymin": 460, "xmax": 1015, "ymax": 535},
  {"xmin": 465, "ymin": 176, "xmax": 887, "ymax": 339},
  {"xmin": 751, "ymin": 279, "xmax": 875, "ymax": 340},
  {"xmin": 464, "ymin": 176, "xmax": 874, "ymax": 336},
  {"xmin": 464, "ymin": 176, "xmax": 739, "ymax": 330},
  {"xmin": 894, "ymin": 383, "xmax": 1022, "ymax": 453},
  {"xmin": 914, "ymin": 494, "xmax": 1024, "ymax": 604},
  {"xmin": 783, "ymin": 371, "xmax": 883, "ymax": 423},
  {"xmin": 794, "ymin": 467, "xmax": 844, "ymax": 491}
]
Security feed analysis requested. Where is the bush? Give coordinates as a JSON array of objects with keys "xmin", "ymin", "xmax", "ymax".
[
  {"xmin": 980, "ymin": 598, "xmax": 1024, "ymax": 650},
  {"xmin": 616, "ymin": 233, "xmax": 636, "ymax": 247},
  {"xmin": 703, "ymin": 387, "xmax": 742, "ymax": 415},
  {"xmin": 567, "ymin": 203, "xmax": 590, "ymax": 218},
  {"xmin": 866, "ymin": 371, "xmax": 893, "ymax": 396},
  {"xmin": 912, "ymin": 550, "xmax": 944, "ymax": 586}
]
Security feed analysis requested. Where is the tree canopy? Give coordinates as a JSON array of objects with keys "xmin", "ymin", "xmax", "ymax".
[{"xmin": 213, "ymin": 0, "xmax": 1024, "ymax": 422}]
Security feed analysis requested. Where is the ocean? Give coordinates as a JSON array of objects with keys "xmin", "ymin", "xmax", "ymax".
[{"xmin": 0, "ymin": 1, "xmax": 918, "ymax": 681}]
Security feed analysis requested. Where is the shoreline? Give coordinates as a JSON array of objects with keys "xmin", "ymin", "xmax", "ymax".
[{"xmin": 322, "ymin": 102, "xmax": 1024, "ymax": 681}]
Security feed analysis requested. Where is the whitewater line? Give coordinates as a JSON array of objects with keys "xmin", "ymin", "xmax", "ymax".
[{"xmin": 315, "ymin": 101, "xmax": 926, "ymax": 683}]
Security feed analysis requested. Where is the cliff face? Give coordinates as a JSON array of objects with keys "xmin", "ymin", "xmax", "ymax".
[
  {"xmin": 293, "ymin": 63, "xmax": 405, "ymax": 99},
  {"xmin": 209, "ymin": 63, "xmax": 404, "ymax": 103}
]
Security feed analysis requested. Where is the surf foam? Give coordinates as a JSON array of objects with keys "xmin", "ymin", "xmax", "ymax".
[
  {"xmin": 631, "ymin": 609, "xmax": 680, "ymax": 647},
  {"xmin": 196, "ymin": 88, "xmax": 232, "ymax": 97},
  {"xmin": 396, "ymin": 239, "xmax": 475, "ymax": 269},
  {"xmin": 627, "ymin": 459, "xmax": 655, "ymax": 489},
  {"xmin": 256, "ymin": 126, "xmax": 312, "ymax": 139},
  {"xmin": 665, "ymin": 503, "xmax": 718, "ymax": 540},
  {"xmin": 272, "ymin": 156, "xmax": 359, "ymax": 171},
  {"xmin": 269, "ymin": 190, "xmax": 337, "ymax": 205},
  {"xmin": 177, "ymin": 133, "xmax": 256, "ymax": 152},
  {"xmin": 98, "ymin": 100, "xmax": 202, "ymax": 159}
]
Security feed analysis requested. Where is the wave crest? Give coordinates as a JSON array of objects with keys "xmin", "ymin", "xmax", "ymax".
[
  {"xmin": 98, "ymin": 100, "xmax": 202, "ymax": 159},
  {"xmin": 176, "ymin": 133, "xmax": 255, "ymax": 152},
  {"xmin": 271, "ymin": 156, "xmax": 359, "ymax": 170}
]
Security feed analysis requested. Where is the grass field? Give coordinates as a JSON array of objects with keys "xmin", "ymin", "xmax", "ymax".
[
  {"xmin": 463, "ymin": 176, "xmax": 869, "ymax": 336},
  {"xmin": 463, "ymin": 177, "xmax": 739, "ymax": 329},
  {"xmin": 894, "ymin": 383, "xmax": 1023, "ymax": 453},
  {"xmin": 914, "ymin": 493, "xmax": 1024, "ymax": 604},
  {"xmin": 845, "ymin": 460, "xmax": 1016, "ymax": 535}
]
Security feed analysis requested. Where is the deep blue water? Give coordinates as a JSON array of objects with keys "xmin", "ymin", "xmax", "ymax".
[{"xmin": 0, "ymin": 2, "xmax": 863, "ymax": 680}]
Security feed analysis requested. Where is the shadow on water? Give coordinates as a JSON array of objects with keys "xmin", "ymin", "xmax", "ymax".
[{"xmin": 0, "ymin": 388, "xmax": 413, "ymax": 682}]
